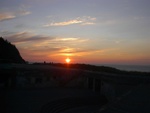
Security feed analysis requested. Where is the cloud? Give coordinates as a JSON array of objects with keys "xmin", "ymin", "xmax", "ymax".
[
  {"xmin": 43, "ymin": 16, "xmax": 96, "ymax": 27},
  {"xmin": 60, "ymin": 48, "xmax": 96, "ymax": 54},
  {"xmin": 56, "ymin": 47, "xmax": 105, "ymax": 57},
  {"xmin": 45, "ymin": 20, "xmax": 82, "ymax": 26},
  {"xmin": 55, "ymin": 38, "xmax": 80, "ymax": 42},
  {"xmin": 0, "ymin": 13, "xmax": 16, "ymax": 21},
  {"xmin": 3, "ymin": 31, "xmax": 90, "ymax": 60},
  {"xmin": 0, "ymin": 8, "xmax": 31, "ymax": 22},
  {"xmin": 18, "ymin": 11, "xmax": 31, "ymax": 16},
  {"xmin": 58, "ymin": 38, "xmax": 78, "ymax": 41},
  {"xmin": 44, "ymin": 20, "xmax": 82, "ymax": 27},
  {"xmin": 18, "ymin": 4, "xmax": 31, "ymax": 16},
  {"xmin": 81, "ymin": 22, "xmax": 95, "ymax": 25},
  {"xmin": 5, "ymin": 32, "xmax": 52, "ymax": 43},
  {"xmin": 4, "ymin": 31, "xmax": 88, "ymax": 46}
]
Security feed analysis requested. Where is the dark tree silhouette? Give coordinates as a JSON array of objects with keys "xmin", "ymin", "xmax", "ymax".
[{"xmin": 0, "ymin": 37, "xmax": 25, "ymax": 63}]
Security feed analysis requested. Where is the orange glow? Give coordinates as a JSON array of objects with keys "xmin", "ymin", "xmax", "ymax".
[{"xmin": 66, "ymin": 58, "xmax": 71, "ymax": 63}]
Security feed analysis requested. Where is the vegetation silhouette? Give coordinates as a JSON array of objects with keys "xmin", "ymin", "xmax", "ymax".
[{"xmin": 0, "ymin": 37, "xmax": 25, "ymax": 63}]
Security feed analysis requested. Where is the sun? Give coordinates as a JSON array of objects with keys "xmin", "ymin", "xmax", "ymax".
[{"xmin": 65, "ymin": 58, "xmax": 71, "ymax": 63}]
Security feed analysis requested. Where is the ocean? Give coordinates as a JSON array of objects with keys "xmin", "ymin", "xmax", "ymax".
[{"xmin": 97, "ymin": 64, "xmax": 150, "ymax": 72}]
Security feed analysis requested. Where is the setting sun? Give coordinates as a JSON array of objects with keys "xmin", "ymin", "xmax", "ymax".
[{"xmin": 66, "ymin": 58, "xmax": 71, "ymax": 63}]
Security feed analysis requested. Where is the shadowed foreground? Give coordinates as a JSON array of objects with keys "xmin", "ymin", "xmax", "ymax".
[
  {"xmin": 4, "ymin": 88, "xmax": 107, "ymax": 113},
  {"xmin": 1, "ymin": 64, "xmax": 150, "ymax": 113}
]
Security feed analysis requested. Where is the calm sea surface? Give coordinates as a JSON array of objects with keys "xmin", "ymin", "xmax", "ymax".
[{"xmin": 97, "ymin": 64, "xmax": 150, "ymax": 72}]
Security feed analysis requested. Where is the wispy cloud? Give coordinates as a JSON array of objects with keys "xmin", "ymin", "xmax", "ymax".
[
  {"xmin": 3, "ymin": 31, "xmax": 90, "ymax": 60},
  {"xmin": 45, "ymin": 20, "xmax": 82, "ymax": 27},
  {"xmin": 0, "ymin": 8, "xmax": 31, "ymax": 22},
  {"xmin": 0, "ymin": 13, "xmax": 16, "ymax": 21},
  {"xmin": 4, "ymin": 31, "xmax": 88, "ymax": 46},
  {"xmin": 5, "ymin": 32, "xmax": 52, "ymax": 44},
  {"xmin": 17, "ymin": 5, "xmax": 31, "ymax": 16},
  {"xmin": 43, "ymin": 16, "xmax": 96, "ymax": 27},
  {"xmin": 18, "ymin": 10, "xmax": 31, "ymax": 16},
  {"xmin": 82, "ymin": 22, "xmax": 95, "ymax": 25},
  {"xmin": 57, "ymin": 38, "xmax": 78, "ymax": 41},
  {"xmin": 57, "ymin": 47, "xmax": 106, "ymax": 57}
]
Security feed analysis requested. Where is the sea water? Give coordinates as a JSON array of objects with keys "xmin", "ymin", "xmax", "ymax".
[{"xmin": 98, "ymin": 64, "xmax": 150, "ymax": 72}]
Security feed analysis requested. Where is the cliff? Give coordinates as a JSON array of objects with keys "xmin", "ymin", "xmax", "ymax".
[{"xmin": 0, "ymin": 37, "xmax": 25, "ymax": 63}]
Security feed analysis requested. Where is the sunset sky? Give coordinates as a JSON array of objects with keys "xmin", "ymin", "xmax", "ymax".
[{"xmin": 0, "ymin": 0, "xmax": 150, "ymax": 65}]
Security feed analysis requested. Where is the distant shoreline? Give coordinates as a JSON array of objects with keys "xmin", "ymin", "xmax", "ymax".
[{"xmin": 96, "ymin": 64, "xmax": 150, "ymax": 72}]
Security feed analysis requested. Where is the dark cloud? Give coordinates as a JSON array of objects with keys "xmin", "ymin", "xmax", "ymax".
[{"xmin": 5, "ymin": 32, "xmax": 54, "ymax": 43}]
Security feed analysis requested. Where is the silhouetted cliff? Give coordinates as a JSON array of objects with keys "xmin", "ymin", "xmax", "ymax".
[{"xmin": 0, "ymin": 37, "xmax": 25, "ymax": 63}]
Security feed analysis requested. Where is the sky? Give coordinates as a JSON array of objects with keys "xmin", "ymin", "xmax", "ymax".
[{"xmin": 0, "ymin": 0, "xmax": 150, "ymax": 65}]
